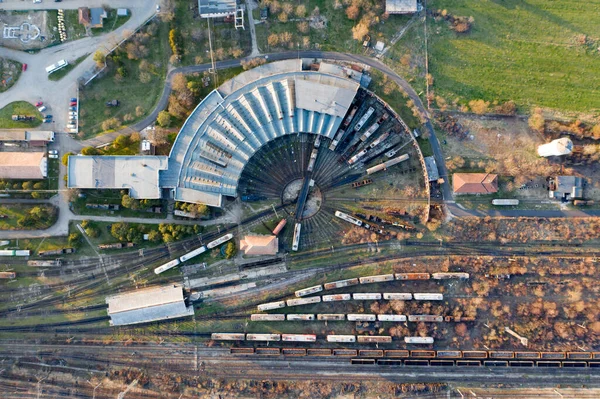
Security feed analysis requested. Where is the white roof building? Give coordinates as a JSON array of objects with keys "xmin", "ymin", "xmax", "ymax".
[
  {"xmin": 386, "ymin": 0, "xmax": 418, "ymax": 14},
  {"xmin": 67, "ymin": 155, "xmax": 168, "ymax": 198},
  {"xmin": 198, "ymin": 0, "xmax": 237, "ymax": 18},
  {"xmin": 106, "ymin": 284, "xmax": 194, "ymax": 326}
]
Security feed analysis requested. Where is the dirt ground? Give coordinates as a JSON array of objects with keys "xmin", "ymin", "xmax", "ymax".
[{"xmin": 0, "ymin": 10, "xmax": 56, "ymax": 50}]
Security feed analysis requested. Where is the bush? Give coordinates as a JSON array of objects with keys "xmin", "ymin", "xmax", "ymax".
[
  {"xmin": 157, "ymin": 111, "xmax": 171, "ymax": 127},
  {"xmin": 68, "ymin": 232, "xmax": 82, "ymax": 247},
  {"xmin": 62, "ymin": 152, "xmax": 74, "ymax": 166},
  {"xmin": 81, "ymin": 147, "xmax": 100, "ymax": 156},
  {"xmin": 224, "ymin": 242, "xmax": 237, "ymax": 259},
  {"xmin": 169, "ymin": 28, "xmax": 182, "ymax": 56}
]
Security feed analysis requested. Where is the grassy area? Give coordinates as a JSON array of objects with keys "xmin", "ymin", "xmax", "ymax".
[
  {"xmin": 48, "ymin": 54, "xmax": 89, "ymax": 81},
  {"xmin": 0, "ymin": 101, "xmax": 42, "ymax": 128},
  {"xmin": 79, "ymin": 20, "xmax": 169, "ymax": 139},
  {"xmin": 47, "ymin": 158, "xmax": 60, "ymax": 192},
  {"xmin": 428, "ymin": 0, "xmax": 600, "ymax": 113},
  {"xmin": 0, "ymin": 204, "xmax": 57, "ymax": 230},
  {"xmin": 175, "ymin": 0, "xmax": 251, "ymax": 66},
  {"xmin": 91, "ymin": 8, "xmax": 131, "ymax": 35},
  {"xmin": 63, "ymin": 10, "xmax": 88, "ymax": 41},
  {"xmin": 369, "ymin": 69, "xmax": 421, "ymax": 130},
  {"xmin": 0, "ymin": 59, "xmax": 22, "ymax": 93},
  {"xmin": 72, "ymin": 189, "xmax": 166, "ymax": 218}
]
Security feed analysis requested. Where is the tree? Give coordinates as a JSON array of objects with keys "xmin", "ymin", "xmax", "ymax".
[
  {"xmin": 169, "ymin": 29, "xmax": 182, "ymax": 56},
  {"xmin": 468, "ymin": 99, "xmax": 490, "ymax": 115},
  {"xmin": 148, "ymin": 127, "xmax": 169, "ymax": 146},
  {"xmin": 296, "ymin": 4, "xmax": 307, "ymax": 17},
  {"xmin": 93, "ymin": 51, "xmax": 106, "ymax": 68},
  {"xmin": 171, "ymin": 73, "xmax": 188, "ymax": 93},
  {"xmin": 267, "ymin": 33, "xmax": 280, "ymax": 47},
  {"xmin": 111, "ymin": 222, "xmax": 130, "ymax": 241},
  {"xmin": 346, "ymin": 5, "xmax": 360, "ymax": 20},
  {"xmin": 68, "ymin": 232, "xmax": 82, "ymax": 247},
  {"xmin": 351, "ymin": 22, "xmax": 369, "ymax": 41},
  {"xmin": 157, "ymin": 111, "xmax": 171, "ymax": 127},
  {"xmin": 147, "ymin": 230, "xmax": 161, "ymax": 242},
  {"xmin": 121, "ymin": 194, "xmax": 140, "ymax": 210},
  {"xmin": 224, "ymin": 242, "xmax": 237, "ymax": 259},
  {"xmin": 101, "ymin": 117, "xmax": 121, "ymax": 131},
  {"xmin": 130, "ymin": 132, "xmax": 141, "ymax": 143},
  {"xmin": 85, "ymin": 226, "xmax": 99, "ymax": 238},
  {"xmin": 135, "ymin": 106, "xmax": 145, "ymax": 117},
  {"xmin": 592, "ymin": 124, "xmax": 600, "ymax": 140},
  {"xmin": 62, "ymin": 152, "xmax": 74, "ymax": 166},
  {"xmin": 114, "ymin": 134, "xmax": 130, "ymax": 148},
  {"xmin": 81, "ymin": 146, "xmax": 100, "ymax": 156}
]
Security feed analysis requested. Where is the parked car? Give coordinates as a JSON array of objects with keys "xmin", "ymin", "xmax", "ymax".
[
  {"xmin": 69, "ymin": 102, "xmax": 77, "ymax": 107},
  {"xmin": 70, "ymin": 98, "xmax": 77, "ymax": 102},
  {"xmin": 69, "ymin": 116, "xmax": 77, "ymax": 121},
  {"xmin": 22, "ymin": 64, "xmax": 27, "ymax": 72},
  {"xmin": 49, "ymin": 150, "xmax": 58, "ymax": 155},
  {"xmin": 44, "ymin": 114, "xmax": 52, "ymax": 119},
  {"xmin": 33, "ymin": 0, "xmax": 42, "ymax": 4},
  {"xmin": 49, "ymin": 154, "xmax": 58, "ymax": 159},
  {"xmin": 35, "ymin": 101, "xmax": 43, "ymax": 107},
  {"xmin": 69, "ymin": 107, "xmax": 77, "ymax": 111},
  {"xmin": 44, "ymin": 119, "xmax": 52, "ymax": 123},
  {"xmin": 37, "ymin": 105, "xmax": 47, "ymax": 112},
  {"xmin": 68, "ymin": 111, "xmax": 77, "ymax": 116}
]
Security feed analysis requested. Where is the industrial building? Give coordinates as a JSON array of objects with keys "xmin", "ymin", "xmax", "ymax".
[
  {"xmin": 106, "ymin": 284, "xmax": 194, "ymax": 326},
  {"xmin": 386, "ymin": 0, "xmax": 419, "ymax": 14},
  {"xmin": 549, "ymin": 176, "xmax": 583, "ymax": 201},
  {"xmin": 424, "ymin": 156, "xmax": 439, "ymax": 182},
  {"xmin": 67, "ymin": 155, "xmax": 168, "ymax": 199},
  {"xmin": 0, "ymin": 152, "xmax": 47, "ymax": 179},
  {"xmin": 240, "ymin": 235, "xmax": 279, "ymax": 256},
  {"xmin": 198, "ymin": 0, "xmax": 237, "ymax": 18},
  {"xmin": 0, "ymin": 130, "xmax": 55, "ymax": 147},
  {"xmin": 453, "ymin": 173, "xmax": 498, "ymax": 195}
]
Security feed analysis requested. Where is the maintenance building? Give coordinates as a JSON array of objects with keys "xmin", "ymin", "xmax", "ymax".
[{"xmin": 0, "ymin": 152, "xmax": 47, "ymax": 179}]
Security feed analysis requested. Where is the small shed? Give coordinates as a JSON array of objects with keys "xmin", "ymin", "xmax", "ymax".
[
  {"xmin": 117, "ymin": 8, "xmax": 129, "ymax": 16},
  {"xmin": 78, "ymin": 7, "xmax": 91, "ymax": 26}
]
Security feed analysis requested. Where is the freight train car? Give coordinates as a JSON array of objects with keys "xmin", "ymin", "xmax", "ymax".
[
  {"xmin": 492, "ymin": 199, "xmax": 519, "ymax": 206},
  {"xmin": 295, "ymin": 285, "xmax": 323, "ymax": 297},
  {"xmin": 292, "ymin": 223, "xmax": 301, "ymax": 252},
  {"xmin": 431, "ymin": 272, "xmax": 469, "ymax": 280},
  {"xmin": 250, "ymin": 314, "xmax": 285, "ymax": 321},
  {"xmin": 405, "ymin": 337, "xmax": 434, "ymax": 344},
  {"xmin": 0, "ymin": 250, "xmax": 30, "ymax": 257},
  {"xmin": 272, "ymin": 219, "xmax": 287, "ymax": 235},
  {"xmin": 359, "ymin": 274, "xmax": 394, "ymax": 284},
  {"xmin": 27, "ymin": 260, "xmax": 61, "ymax": 267},
  {"xmin": 286, "ymin": 297, "xmax": 321, "ymax": 307},
  {"xmin": 347, "ymin": 314, "xmax": 376, "ymax": 322},
  {"xmin": 211, "ymin": 333, "xmax": 245, "ymax": 341},
  {"xmin": 413, "ymin": 293, "xmax": 444, "ymax": 301},
  {"xmin": 343, "ymin": 106, "xmax": 358, "ymax": 127},
  {"xmin": 246, "ymin": 334, "xmax": 281, "ymax": 341},
  {"xmin": 366, "ymin": 154, "xmax": 409, "ymax": 175},
  {"xmin": 207, "ymin": 234, "xmax": 234, "ymax": 249},
  {"xmin": 395, "ymin": 273, "xmax": 430, "ymax": 280},
  {"xmin": 352, "ymin": 293, "xmax": 382, "ymax": 300},
  {"xmin": 317, "ymin": 314, "xmax": 345, "ymax": 321},
  {"xmin": 351, "ymin": 179, "xmax": 373, "ymax": 189},
  {"xmin": 334, "ymin": 211, "xmax": 363, "ymax": 227},
  {"xmin": 0, "ymin": 271, "xmax": 16, "ymax": 279},
  {"xmin": 257, "ymin": 301, "xmax": 286, "ymax": 311},
  {"xmin": 327, "ymin": 335, "xmax": 356, "ymax": 343},
  {"xmin": 324, "ymin": 278, "xmax": 359, "ymax": 290},
  {"xmin": 377, "ymin": 314, "xmax": 407, "ymax": 322},
  {"xmin": 408, "ymin": 315, "xmax": 444, "ymax": 322},
  {"xmin": 282, "ymin": 334, "xmax": 316, "ymax": 342},
  {"xmin": 383, "ymin": 293, "xmax": 412, "ymax": 300},
  {"xmin": 359, "ymin": 122, "xmax": 380, "ymax": 142},
  {"xmin": 287, "ymin": 314, "xmax": 315, "ymax": 321},
  {"xmin": 354, "ymin": 107, "xmax": 375, "ymax": 131},
  {"xmin": 322, "ymin": 294, "xmax": 351, "ymax": 302},
  {"xmin": 357, "ymin": 335, "xmax": 392, "ymax": 343}
]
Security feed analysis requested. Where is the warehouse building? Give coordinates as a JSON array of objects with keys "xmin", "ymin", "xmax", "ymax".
[
  {"xmin": 549, "ymin": 176, "xmax": 583, "ymax": 201},
  {"xmin": 0, "ymin": 152, "xmax": 47, "ymax": 179},
  {"xmin": 67, "ymin": 155, "xmax": 168, "ymax": 199},
  {"xmin": 453, "ymin": 173, "xmax": 498, "ymax": 195},
  {"xmin": 106, "ymin": 284, "xmax": 194, "ymax": 326},
  {"xmin": 240, "ymin": 235, "xmax": 279, "ymax": 256}
]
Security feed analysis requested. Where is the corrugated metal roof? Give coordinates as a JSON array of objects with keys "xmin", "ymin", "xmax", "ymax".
[{"xmin": 386, "ymin": 0, "xmax": 418, "ymax": 14}]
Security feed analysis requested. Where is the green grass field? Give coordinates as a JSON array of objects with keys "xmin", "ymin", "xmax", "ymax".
[
  {"xmin": 428, "ymin": 0, "xmax": 600, "ymax": 113},
  {"xmin": 0, "ymin": 101, "xmax": 42, "ymax": 128}
]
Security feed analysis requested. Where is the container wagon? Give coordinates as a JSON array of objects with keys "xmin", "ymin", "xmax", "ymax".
[
  {"xmin": 317, "ymin": 314, "xmax": 345, "ymax": 321},
  {"xmin": 211, "ymin": 333, "xmax": 245, "ymax": 341},
  {"xmin": 359, "ymin": 274, "xmax": 394, "ymax": 284},
  {"xmin": 327, "ymin": 335, "xmax": 356, "ymax": 343},
  {"xmin": 179, "ymin": 246, "xmax": 207, "ymax": 262},
  {"xmin": 408, "ymin": 315, "xmax": 444, "ymax": 322},
  {"xmin": 257, "ymin": 301, "xmax": 286, "ymax": 311},
  {"xmin": 282, "ymin": 334, "xmax": 316, "ymax": 342},
  {"xmin": 322, "ymin": 294, "xmax": 351, "ymax": 302},
  {"xmin": 287, "ymin": 314, "xmax": 315, "ymax": 321},
  {"xmin": 377, "ymin": 314, "xmax": 407, "ymax": 322},
  {"xmin": 154, "ymin": 259, "xmax": 181, "ymax": 275},
  {"xmin": 329, "ymin": 129, "xmax": 346, "ymax": 150},
  {"xmin": 272, "ymin": 219, "xmax": 287, "ymax": 235},
  {"xmin": 38, "ymin": 249, "xmax": 64, "ymax": 256},
  {"xmin": 286, "ymin": 297, "xmax": 321, "ymax": 307},
  {"xmin": 352, "ymin": 293, "xmax": 382, "ymax": 300},
  {"xmin": 383, "ymin": 293, "xmax": 412, "ymax": 300},
  {"xmin": 395, "ymin": 273, "xmax": 430, "ymax": 280},
  {"xmin": 207, "ymin": 234, "xmax": 234, "ymax": 249},
  {"xmin": 353, "ymin": 107, "xmax": 375, "ymax": 131},
  {"xmin": 405, "ymin": 337, "xmax": 434, "ymax": 344},
  {"xmin": 347, "ymin": 314, "xmax": 376, "ymax": 322},
  {"xmin": 334, "ymin": 211, "xmax": 363, "ymax": 227},
  {"xmin": 357, "ymin": 335, "xmax": 392, "ymax": 344},
  {"xmin": 292, "ymin": 223, "xmax": 301, "ymax": 252},
  {"xmin": 246, "ymin": 334, "xmax": 281, "ymax": 342},
  {"xmin": 27, "ymin": 260, "xmax": 61, "ymax": 267},
  {"xmin": 250, "ymin": 314, "xmax": 286, "ymax": 321},
  {"xmin": 359, "ymin": 122, "xmax": 380, "ymax": 142},
  {"xmin": 351, "ymin": 179, "xmax": 373, "ymax": 189},
  {"xmin": 492, "ymin": 199, "xmax": 519, "ymax": 206},
  {"xmin": 366, "ymin": 154, "xmax": 409, "ymax": 175},
  {"xmin": 413, "ymin": 293, "xmax": 444, "ymax": 301},
  {"xmin": 324, "ymin": 278, "xmax": 359, "ymax": 290},
  {"xmin": 0, "ymin": 271, "xmax": 16, "ymax": 279},
  {"xmin": 431, "ymin": 272, "xmax": 469, "ymax": 280},
  {"xmin": 295, "ymin": 285, "xmax": 323, "ymax": 297},
  {"xmin": 437, "ymin": 350, "xmax": 462, "ymax": 358}
]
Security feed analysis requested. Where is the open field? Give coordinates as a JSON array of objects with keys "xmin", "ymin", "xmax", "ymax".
[
  {"xmin": 0, "ymin": 101, "xmax": 42, "ymax": 128},
  {"xmin": 428, "ymin": 0, "xmax": 600, "ymax": 113}
]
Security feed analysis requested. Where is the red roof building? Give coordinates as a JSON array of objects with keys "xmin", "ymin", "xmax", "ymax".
[
  {"xmin": 240, "ymin": 235, "xmax": 278, "ymax": 256},
  {"xmin": 453, "ymin": 173, "xmax": 498, "ymax": 194}
]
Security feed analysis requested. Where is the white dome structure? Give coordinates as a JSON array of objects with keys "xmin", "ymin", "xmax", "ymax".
[{"xmin": 537, "ymin": 137, "xmax": 573, "ymax": 157}]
